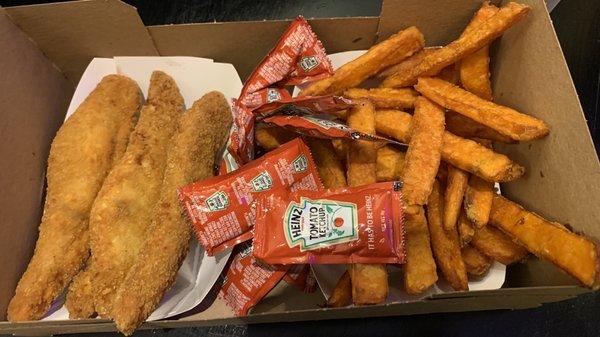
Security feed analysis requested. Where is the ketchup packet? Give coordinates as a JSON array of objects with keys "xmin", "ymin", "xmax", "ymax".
[
  {"xmin": 179, "ymin": 138, "xmax": 323, "ymax": 256},
  {"xmin": 253, "ymin": 182, "xmax": 407, "ymax": 264},
  {"xmin": 283, "ymin": 264, "xmax": 317, "ymax": 293},
  {"xmin": 219, "ymin": 242, "xmax": 288, "ymax": 316},
  {"xmin": 222, "ymin": 17, "xmax": 335, "ymax": 170},
  {"xmin": 264, "ymin": 114, "xmax": 407, "ymax": 148}
]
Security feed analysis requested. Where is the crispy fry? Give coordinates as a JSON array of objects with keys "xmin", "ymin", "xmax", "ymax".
[
  {"xmin": 331, "ymin": 139, "xmax": 347, "ymax": 165},
  {"xmin": 471, "ymin": 222, "xmax": 528, "ymax": 265},
  {"xmin": 343, "ymin": 88, "xmax": 418, "ymax": 109},
  {"xmin": 443, "ymin": 165, "xmax": 469, "ymax": 230},
  {"xmin": 346, "ymin": 99, "xmax": 387, "ymax": 305},
  {"xmin": 461, "ymin": 245, "xmax": 491, "ymax": 277},
  {"xmin": 458, "ymin": 211, "xmax": 475, "ymax": 247},
  {"xmin": 7, "ymin": 75, "xmax": 141, "ymax": 322},
  {"xmin": 404, "ymin": 206, "xmax": 438, "ymax": 294},
  {"xmin": 346, "ymin": 100, "xmax": 377, "ymax": 187},
  {"xmin": 377, "ymin": 47, "xmax": 441, "ymax": 79},
  {"xmin": 375, "ymin": 110, "xmax": 524, "ymax": 182},
  {"xmin": 255, "ymin": 125, "xmax": 295, "ymax": 151},
  {"xmin": 382, "ymin": 2, "xmax": 530, "ymax": 87},
  {"xmin": 459, "ymin": 2, "xmax": 499, "ymax": 101},
  {"xmin": 300, "ymin": 27, "xmax": 424, "ymax": 96},
  {"xmin": 445, "ymin": 111, "xmax": 514, "ymax": 143},
  {"xmin": 376, "ymin": 145, "xmax": 405, "ymax": 181},
  {"xmin": 427, "ymin": 181, "xmax": 469, "ymax": 291},
  {"xmin": 464, "ymin": 176, "xmax": 495, "ymax": 229},
  {"xmin": 401, "ymin": 97, "xmax": 445, "ymax": 205},
  {"xmin": 327, "ymin": 271, "xmax": 352, "ymax": 308},
  {"xmin": 348, "ymin": 264, "xmax": 388, "ymax": 305},
  {"xmin": 490, "ymin": 196, "xmax": 600, "ymax": 288},
  {"xmin": 415, "ymin": 77, "xmax": 550, "ymax": 141},
  {"xmin": 305, "ymin": 138, "xmax": 347, "ymax": 188}
]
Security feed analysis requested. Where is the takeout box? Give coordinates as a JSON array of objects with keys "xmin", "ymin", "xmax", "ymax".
[{"xmin": 1, "ymin": 0, "xmax": 598, "ymax": 334}]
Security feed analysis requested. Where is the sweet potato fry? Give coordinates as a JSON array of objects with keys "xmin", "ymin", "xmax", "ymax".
[
  {"xmin": 376, "ymin": 145, "xmax": 405, "ymax": 182},
  {"xmin": 382, "ymin": 2, "xmax": 530, "ymax": 88},
  {"xmin": 490, "ymin": 196, "xmax": 600, "ymax": 288},
  {"xmin": 375, "ymin": 110, "xmax": 524, "ymax": 182},
  {"xmin": 443, "ymin": 165, "xmax": 469, "ymax": 230},
  {"xmin": 459, "ymin": 2, "xmax": 499, "ymax": 100},
  {"xmin": 471, "ymin": 222, "xmax": 528, "ymax": 265},
  {"xmin": 401, "ymin": 97, "xmax": 445, "ymax": 205},
  {"xmin": 343, "ymin": 88, "xmax": 418, "ymax": 109},
  {"xmin": 464, "ymin": 175, "xmax": 495, "ymax": 229},
  {"xmin": 427, "ymin": 180, "xmax": 468, "ymax": 291},
  {"xmin": 377, "ymin": 47, "xmax": 441, "ymax": 80},
  {"xmin": 461, "ymin": 245, "xmax": 492, "ymax": 277},
  {"xmin": 415, "ymin": 77, "xmax": 550, "ymax": 141},
  {"xmin": 458, "ymin": 211, "xmax": 475, "ymax": 247},
  {"xmin": 255, "ymin": 125, "xmax": 296, "ymax": 151},
  {"xmin": 331, "ymin": 139, "xmax": 348, "ymax": 166},
  {"xmin": 346, "ymin": 99, "xmax": 387, "ymax": 304},
  {"xmin": 327, "ymin": 271, "xmax": 352, "ymax": 308},
  {"xmin": 305, "ymin": 138, "xmax": 347, "ymax": 189},
  {"xmin": 348, "ymin": 264, "xmax": 388, "ymax": 305},
  {"xmin": 300, "ymin": 27, "xmax": 424, "ymax": 96},
  {"xmin": 404, "ymin": 206, "xmax": 438, "ymax": 294},
  {"xmin": 445, "ymin": 110, "xmax": 514, "ymax": 143},
  {"xmin": 346, "ymin": 100, "xmax": 377, "ymax": 187}
]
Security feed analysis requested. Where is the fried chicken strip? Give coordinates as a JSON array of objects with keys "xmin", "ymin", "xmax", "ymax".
[
  {"xmin": 7, "ymin": 75, "xmax": 141, "ymax": 321},
  {"xmin": 113, "ymin": 91, "xmax": 233, "ymax": 335},
  {"xmin": 72, "ymin": 71, "xmax": 185, "ymax": 319}
]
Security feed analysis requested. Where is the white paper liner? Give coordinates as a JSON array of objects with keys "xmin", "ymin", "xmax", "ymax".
[
  {"xmin": 299, "ymin": 50, "xmax": 507, "ymax": 302},
  {"xmin": 43, "ymin": 56, "xmax": 242, "ymax": 321}
]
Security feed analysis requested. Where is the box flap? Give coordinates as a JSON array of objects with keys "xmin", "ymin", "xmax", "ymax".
[
  {"xmin": 0, "ymin": 285, "xmax": 582, "ymax": 335},
  {"xmin": 377, "ymin": 0, "xmax": 502, "ymax": 43},
  {"xmin": 148, "ymin": 17, "xmax": 379, "ymax": 81},
  {"xmin": 4, "ymin": 0, "xmax": 158, "ymax": 87},
  {"xmin": 491, "ymin": 0, "xmax": 600, "ymax": 241},
  {"xmin": 0, "ymin": 8, "xmax": 70, "ymax": 321}
]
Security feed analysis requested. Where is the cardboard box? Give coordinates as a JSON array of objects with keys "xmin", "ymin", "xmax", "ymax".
[{"xmin": 1, "ymin": 0, "xmax": 598, "ymax": 334}]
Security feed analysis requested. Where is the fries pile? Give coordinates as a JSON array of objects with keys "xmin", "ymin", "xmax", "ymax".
[{"xmin": 257, "ymin": 1, "xmax": 599, "ymax": 306}]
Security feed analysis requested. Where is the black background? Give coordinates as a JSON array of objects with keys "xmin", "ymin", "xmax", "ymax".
[{"xmin": 1, "ymin": 0, "xmax": 599, "ymax": 336}]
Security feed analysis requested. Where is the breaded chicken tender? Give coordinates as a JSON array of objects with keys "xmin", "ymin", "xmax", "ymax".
[
  {"xmin": 8, "ymin": 75, "xmax": 141, "ymax": 321},
  {"xmin": 68, "ymin": 71, "xmax": 185, "ymax": 319},
  {"xmin": 113, "ymin": 91, "xmax": 233, "ymax": 335}
]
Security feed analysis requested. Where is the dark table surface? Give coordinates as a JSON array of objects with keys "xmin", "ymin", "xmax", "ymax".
[{"xmin": 1, "ymin": 0, "xmax": 599, "ymax": 336}]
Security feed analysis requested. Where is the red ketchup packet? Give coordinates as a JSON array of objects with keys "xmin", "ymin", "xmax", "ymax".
[
  {"xmin": 179, "ymin": 138, "xmax": 324, "ymax": 256},
  {"xmin": 283, "ymin": 264, "xmax": 317, "ymax": 293},
  {"xmin": 221, "ymin": 16, "xmax": 335, "ymax": 171},
  {"xmin": 253, "ymin": 182, "xmax": 407, "ymax": 265},
  {"xmin": 219, "ymin": 242, "xmax": 288, "ymax": 316},
  {"xmin": 264, "ymin": 114, "xmax": 408, "ymax": 148}
]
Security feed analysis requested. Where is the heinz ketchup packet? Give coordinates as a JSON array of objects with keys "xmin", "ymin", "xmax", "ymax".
[
  {"xmin": 253, "ymin": 182, "xmax": 406, "ymax": 264},
  {"xmin": 264, "ymin": 114, "xmax": 407, "ymax": 148},
  {"xmin": 179, "ymin": 138, "xmax": 323, "ymax": 256},
  {"xmin": 222, "ymin": 17, "xmax": 334, "ymax": 169},
  {"xmin": 219, "ymin": 242, "xmax": 288, "ymax": 316}
]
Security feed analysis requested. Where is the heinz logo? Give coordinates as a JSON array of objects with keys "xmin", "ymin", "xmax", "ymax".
[
  {"xmin": 284, "ymin": 197, "xmax": 358, "ymax": 251},
  {"xmin": 205, "ymin": 191, "xmax": 229, "ymax": 212},
  {"xmin": 299, "ymin": 56, "xmax": 319, "ymax": 72},
  {"xmin": 292, "ymin": 155, "xmax": 308, "ymax": 173}
]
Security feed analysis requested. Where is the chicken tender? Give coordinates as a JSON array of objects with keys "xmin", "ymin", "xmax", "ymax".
[
  {"xmin": 113, "ymin": 91, "xmax": 233, "ymax": 335},
  {"xmin": 72, "ymin": 71, "xmax": 184, "ymax": 319},
  {"xmin": 7, "ymin": 75, "xmax": 141, "ymax": 322}
]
